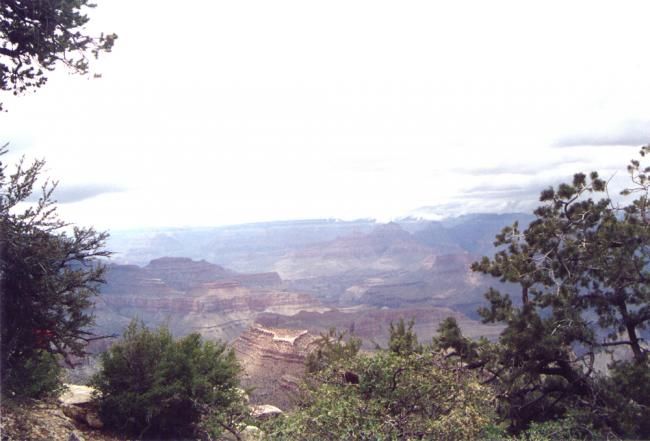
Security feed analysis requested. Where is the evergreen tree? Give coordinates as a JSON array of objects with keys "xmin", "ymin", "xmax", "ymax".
[
  {"xmin": 471, "ymin": 146, "xmax": 650, "ymax": 437},
  {"xmin": 388, "ymin": 318, "xmax": 421, "ymax": 355},
  {"xmin": 0, "ymin": 147, "xmax": 110, "ymax": 397},
  {"xmin": 0, "ymin": 0, "xmax": 116, "ymax": 110}
]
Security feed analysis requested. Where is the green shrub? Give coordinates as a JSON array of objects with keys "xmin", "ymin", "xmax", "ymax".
[
  {"xmin": 484, "ymin": 416, "xmax": 614, "ymax": 441},
  {"xmin": 1, "ymin": 350, "xmax": 64, "ymax": 399},
  {"xmin": 266, "ymin": 350, "xmax": 495, "ymax": 440},
  {"xmin": 91, "ymin": 321, "xmax": 245, "ymax": 439},
  {"xmin": 305, "ymin": 327, "xmax": 361, "ymax": 374}
]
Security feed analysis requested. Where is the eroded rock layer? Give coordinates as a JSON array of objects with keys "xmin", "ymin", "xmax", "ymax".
[
  {"xmin": 233, "ymin": 326, "xmax": 318, "ymax": 409},
  {"xmin": 94, "ymin": 259, "xmax": 326, "ymax": 343}
]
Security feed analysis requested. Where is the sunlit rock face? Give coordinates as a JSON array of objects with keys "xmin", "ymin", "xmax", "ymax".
[
  {"xmin": 232, "ymin": 326, "xmax": 319, "ymax": 409},
  {"xmin": 94, "ymin": 259, "xmax": 326, "ymax": 342}
]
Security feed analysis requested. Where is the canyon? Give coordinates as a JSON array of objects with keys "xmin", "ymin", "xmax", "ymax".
[{"xmin": 89, "ymin": 214, "xmax": 528, "ymax": 405}]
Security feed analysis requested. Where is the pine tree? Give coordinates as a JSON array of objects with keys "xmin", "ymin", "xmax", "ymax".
[
  {"xmin": 0, "ymin": 147, "xmax": 110, "ymax": 397},
  {"xmin": 471, "ymin": 145, "xmax": 650, "ymax": 436}
]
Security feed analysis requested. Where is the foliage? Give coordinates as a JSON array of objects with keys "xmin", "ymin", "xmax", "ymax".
[
  {"xmin": 0, "ymin": 147, "xmax": 110, "ymax": 398},
  {"xmin": 482, "ymin": 416, "xmax": 605, "ymax": 441},
  {"xmin": 0, "ymin": 0, "xmax": 116, "ymax": 110},
  {"xmin": 305, "ymin": 327, "xmax": 361, "ymax": 374},
  {"xmin": 91, "ymin": 321, "xmax": 246, "ymax": 439},
  {"xmin": 470, "ymin": 146, "xmax": 650, "ymax": 437},
  {"xmin": 388, "ymin": 318, "xmax": 421, "ymax": 356},
  {"xmin": 602, "ymin": 359, "xmax": 650, "ymax": 436},
  {"xmin": 267, "ymin": 330, "xmax": 494, "ymax": 440},
  {"xmin": 432, "ymin": 317, "xmax": 483, "ymax": 362},
  {"xmin": 2, "ymin": 349, "xmax": 64, "ymax": 399}
]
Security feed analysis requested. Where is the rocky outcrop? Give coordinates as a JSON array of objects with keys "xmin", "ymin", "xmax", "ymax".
[
  {"xmin": 274, "ymin": 223, "xmax": 438, "ymax": 279},
  {"xmin": 93, "ymin": 258, "xmax": 327, "ymax": 345},
  {"xmin": 250, "ymin": 404, "xmax": 283, "ymax": 419},
  {"xmin": 233, "ymin": 326, "xmax": 318, "ymax": 409},
  {"xmin": 68, "ymin": 431, "xmax": 85, "ymax": 441},
  {"xmin": 0, "ymin": 394, "xmax": 116, "ymax": 441},
  {"xmin": 102, "ymin": 258, "xmax": 282, "ymax": 297},
  {"xmin": 100, "ymin": 259, "xmax": 301, "ymax": 314},
  {"xmin": 101, "ymin": 264, "xmax": 182, "ymax": 296},
  {"xmin": 59, "ymin": 385, "xmax": 95, "ymax": 406},
  {"xmin": 234, "ymin": 272, "xmax": 282, "ymax": 287},
  {"xmin": 144, "ymin": 257, "xmax": 233, "ymax": 291},
  {"xmin": 59, "ymin": 385, "xmax": 103, "ymax": 430}
]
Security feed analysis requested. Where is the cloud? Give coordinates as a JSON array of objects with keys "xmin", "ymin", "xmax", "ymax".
[
  {"xmin": 28, "ymin": 184, "xmax": 126, "ymax": 204},
  {"xmin": 554, "ymin": 119, "xmax": 650, "ymax": 147},
  {"xmin": 459, "ymin": 181, "xmax": 548, "ymax": 202},
  {"xmin": 407, "ymin": 180, "xmax": 554, "ymax": 220},
  {"xmin": 451, "ymin": 159, "xmax": 584, "ymax": 177},
  {"xmin": 408, "ymin": 197, "xmax": 539, "ymax": 221}
]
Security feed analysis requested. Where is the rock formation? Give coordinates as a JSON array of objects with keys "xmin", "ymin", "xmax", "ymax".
[
  {"xmin": 59, "ymin": 385, "xmax": 103, "ymax": 430},
  {"xmin": 0, "ymin": 386, "xmax": 112, "ymax": 441},
  {"xmin": 256, "ymin": 305, "xmax": 502, "ymax": 349},
  {"xmin": 233, "ymin": 326, "xmax": 319, "ymax": 409},
  {"xmin": 94, "ymin": 259, "xmax": 326, "ymax": 343}
]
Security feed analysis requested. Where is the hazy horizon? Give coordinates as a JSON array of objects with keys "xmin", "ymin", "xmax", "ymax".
[{"xmin": 3, "ymin": 1, "xmax": 650, "ymax": 230}]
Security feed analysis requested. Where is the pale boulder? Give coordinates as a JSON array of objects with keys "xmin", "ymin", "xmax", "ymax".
[{"xmin": 250, "ymin": 404, "xmax": 283, "ymax": 420}]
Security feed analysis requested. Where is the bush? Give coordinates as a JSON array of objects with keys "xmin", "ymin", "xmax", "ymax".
[
  {"xmin": 267, "ymin": 349, "xmax": 495, "ymax": 440},
  {"xmin": 2, "ymin": 350, "xmax": 64, "ymax": 399},
  {"xmin": 91, "ymin": 321, "xmax": 245, "ymax": 439},
  {"xmin": 305, "ymin": 327, "xmax": 361, "ymax": 374}
]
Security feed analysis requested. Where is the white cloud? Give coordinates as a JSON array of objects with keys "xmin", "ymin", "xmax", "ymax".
[{"xmin": 3, "ymin": 0, "xmax": 650, "ymax": 229}]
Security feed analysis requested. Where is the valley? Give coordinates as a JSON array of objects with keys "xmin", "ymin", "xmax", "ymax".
[
  {"xmin": 96, "ymin": 214, "xmax": 528, "ymax": 347},
  {"xmin": 83, "ymin": 214, "xmax": 531, "ymax": 404}
]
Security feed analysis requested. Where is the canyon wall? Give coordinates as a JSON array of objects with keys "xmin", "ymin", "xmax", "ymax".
[{"xmin": 233, "ymin": 326, "xmax": 318, "ymax": 409}]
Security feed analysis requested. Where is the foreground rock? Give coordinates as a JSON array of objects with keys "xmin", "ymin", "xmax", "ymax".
[
  {"xmin": 250, "ymin": 404, "xmax": 283, "ymax": 420},
  {"xmin": 0, "ymin": 398, "xmax": 118, "ymax": 441},
  {"xmin": 59, "ymin": 384, "xmax": 104, "ymax": 430},
  {"xmin": 68, "ymin": 432, "xmax": 85, "ymax": 441},
  {"xmin": 60, "ymin": 385, "xmax": 95, "ymax": 405}
]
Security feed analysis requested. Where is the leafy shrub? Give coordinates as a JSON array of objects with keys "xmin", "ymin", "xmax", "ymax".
[
  {"xmin": 388, "ymin": 318, "xmax": 421, "ymax": 355},
  {"xmin": 91, "ymin": 321, "xmax": 245, "ymax": 439},
  {"xmin": 305, "ymin": 327, "xmax": 361, "ymax": 374},
  {"xmin": 2, "ymin": 350, "xmax": 64, "ymax": 399},
  {"xmin": 267, "ymin": 349, "xmax": 495, "ymax": 440},
  {"xmin": 482, "ymin": 418, "xmax": 601, "ymax": 441}
]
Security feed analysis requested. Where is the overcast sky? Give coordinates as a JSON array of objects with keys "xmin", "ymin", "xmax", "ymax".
[{"xmin": 3, "ymin": 1, "xmax": 650, "ymax": 230}]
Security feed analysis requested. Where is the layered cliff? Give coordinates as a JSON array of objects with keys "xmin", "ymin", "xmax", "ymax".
[
  {"xmin": 274, "ymin": 223, "xmax": 437, "ymax": 279},
  {"xmin": 233, "ymin": 326, "xmax": 318, "ymax": 409},
  {"xmin": 256, "ymin": 305, "xmax": 502, "ymax": 349},
  {"xmin": 94, "ymin": 259, "xmax": 326, "ymax": 342}
]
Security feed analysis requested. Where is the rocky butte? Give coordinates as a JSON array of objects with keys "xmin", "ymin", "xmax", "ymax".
[{"xmin": 94, "ymin": 257, "xmax": 327, "ymax": 343}]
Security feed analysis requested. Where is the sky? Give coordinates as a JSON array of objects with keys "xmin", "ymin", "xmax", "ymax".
[{"xmin": 3, "ymin": 0, "xmax": 650, "ymax": 230}]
